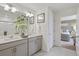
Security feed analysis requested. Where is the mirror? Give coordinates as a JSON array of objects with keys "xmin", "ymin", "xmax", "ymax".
[{"xmin": 0, "ymin": 5, "xmax": 31, "ymax": 36}]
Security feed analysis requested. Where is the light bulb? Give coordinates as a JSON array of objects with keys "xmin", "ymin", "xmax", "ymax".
[
  {"xmin": 30, "ymin": 13, "xmax": 34, "ymax": 17},
  {"xmin": 11, "ymin": 7, "xmax": 17, "ymax": 13},
  {"xmin": 26, "ymin": 12, "xmax": 30, "ymax": 17},
  {"xmin": 4, "ymin": 5, "xmax": 10, "ymax": 11}
]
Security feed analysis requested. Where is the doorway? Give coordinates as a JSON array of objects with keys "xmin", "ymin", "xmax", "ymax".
[{"xmin": 60, "ymin": 15, "xmax": 76, "ymax": 51}]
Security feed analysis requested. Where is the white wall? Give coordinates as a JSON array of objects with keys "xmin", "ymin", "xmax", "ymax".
[
  {"xmin": 0, "ymin": 22, "xmax": 16, "ymax": 36},
  {"xmin": 53, "ymin": 12, "xmax": 61, "ymax": 46},
  {"xmin": 76, "ymin": 8, "xmax": 79, "ymax": 56},
  {"xmin": 59, "ymin": 7, "xmax": 77, "ymax": 17},
  {"xmin": 77, "ymin": 8, "xmax": 79, "ymax": 35},
  {"xmin": 47, "ymin": 7, "xmax": 54, "ymax": 50},
  {"xmin": 35, "ymin": 8, "xmax": 48, "ymax": 52},
  {"xmin": 35, "ymin": 7, "xmax": 54, "ymax": 52}
]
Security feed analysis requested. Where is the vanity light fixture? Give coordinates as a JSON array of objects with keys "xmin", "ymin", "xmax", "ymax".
[
  {"xmin": 26, "ymin": 12, "xmax": 34, "ymax": 17},
  {"xmin": 11, "ymin": 7, "xmax": 17, "ymax": 13},
  {"xmin": 26, "ymin": 12, "xmax": 30, "ymax": 17},
  {"xmin": 4, "ymin": 4, "xmax": 10, "ymax": 11},
  {"xmin": 4, "ymin": 4, "xmax": 17, "ymax": 13},
  {"xmin": 29, "ymin": 13, "xmax": 34, "ymax": 17}
]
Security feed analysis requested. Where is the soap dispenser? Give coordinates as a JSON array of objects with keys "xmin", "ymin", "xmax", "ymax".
[{"xmin": 4, "ymin": 31, "xmax": 7, "ymax": 36}]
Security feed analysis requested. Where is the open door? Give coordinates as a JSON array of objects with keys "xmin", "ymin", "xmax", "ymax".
[{"xmin": 76, "ymin": 9, "xmax": 79, "ymax": 55}]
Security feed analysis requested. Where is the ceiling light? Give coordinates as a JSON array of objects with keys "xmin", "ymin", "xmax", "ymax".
[
  {"xmin": 11, "ymin": 7, "xmax": 17, "ymax": 13},
  {"xmin": 4, "ymin": 5, "xmax": 10, "ymax": 11}
]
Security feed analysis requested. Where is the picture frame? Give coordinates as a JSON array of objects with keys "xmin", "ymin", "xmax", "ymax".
[
  {"xmin": 29, "ymin": 16, "xmax": 34, "ymax": 24},
  {"xmin": 37, "ymin": 13, "xmax": 45, "ymax": 23}
]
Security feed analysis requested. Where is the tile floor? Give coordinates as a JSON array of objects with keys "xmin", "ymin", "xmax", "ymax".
[{"xmin": 33, "ymin": 47, "xmax": 77, "ymax": 56}]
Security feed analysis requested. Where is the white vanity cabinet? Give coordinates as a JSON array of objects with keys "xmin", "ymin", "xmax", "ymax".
[
  {"xmin": 29, "ymin": 36, "xmax": 42, "ymax": 55},
  {"xmin": 0, "ymin": 35, "xmax": 42, "ymax": 56},
  {"xmin": 0, "ymin": 38, "xmax": 27, "ymax": 56}
]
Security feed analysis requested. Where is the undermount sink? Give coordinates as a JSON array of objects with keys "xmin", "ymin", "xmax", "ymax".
[
  {"xmin": 0, "ymin": 35, "xmax": 24, "ymax": 45},
  {"xmin": 0, "ymin": 34, "xmax": 28, "ymax": 45},
  {"xmin": 0, "ymin": 35, "xmax": 21, "ymax": 40}
]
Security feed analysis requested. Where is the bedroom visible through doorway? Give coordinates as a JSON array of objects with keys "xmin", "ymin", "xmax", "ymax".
[{"xmin": 60, "ymin": 15, "xmax": 76, "ymax": 51}]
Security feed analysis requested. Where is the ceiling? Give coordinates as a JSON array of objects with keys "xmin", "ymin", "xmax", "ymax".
[
  {"xmin": 1, "ymin": 3, "xmax": 79, "ymax": 13},
  {"xmin": 19, "ymin": 3, "xmax": 79, "ymax": 12}
]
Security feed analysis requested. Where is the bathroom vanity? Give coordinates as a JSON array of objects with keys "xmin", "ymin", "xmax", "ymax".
[
  {"xmin": 0, "ymin": 35, "xmax": 42, "ymax": 56},
  {"xmin": 0, "ymin": 37, "xmax": 27, "ymax": 56}
]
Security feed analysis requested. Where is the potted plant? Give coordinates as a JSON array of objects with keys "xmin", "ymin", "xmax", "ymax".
[{"xmin": 15, "ymin": 15, "xmax": 28, "ymax": 38}]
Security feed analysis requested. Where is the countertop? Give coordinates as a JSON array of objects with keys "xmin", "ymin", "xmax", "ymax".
[
  {"xmin": 0, "ymin": 35, "xmax": 26, "ymax": 45},
  {"xmin": 28, "ymin": 34, "xmax": 42, "ymax": 38},
  {"xmin": 0, "ymin": 34, "xmax": 42, "ymax": 45}
]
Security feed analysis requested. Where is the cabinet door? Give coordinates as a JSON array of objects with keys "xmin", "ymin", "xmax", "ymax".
[
  {"xmin": 29, "ymin": 38, "xmax": 36, "ymax": 55},
  {"xmin": 29, "ymin": 36, "xmax": 42, "ymax": 55},
  {"xmin": 15, "ymin": 43, "xmax": 27, "ymax": 56},
  {"xmin": 0, "ymin": 48, "xmax": 13, "ymax": 56},
  {"xmin": 35, "ymin": 37, "xmax": 42, "ymax": 52}
]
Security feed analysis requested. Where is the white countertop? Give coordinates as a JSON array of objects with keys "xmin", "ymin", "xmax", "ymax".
[
  {"xmin": 28, "ymin": 33, "xmax": 42, "ymax": 38},
  {"xmin": 0, "ymin": 35, "xmax": 25, "ymax": 45},
  {"xmin": 0, "ymin": 34, "xmax": 42, "ymax": 45}
]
